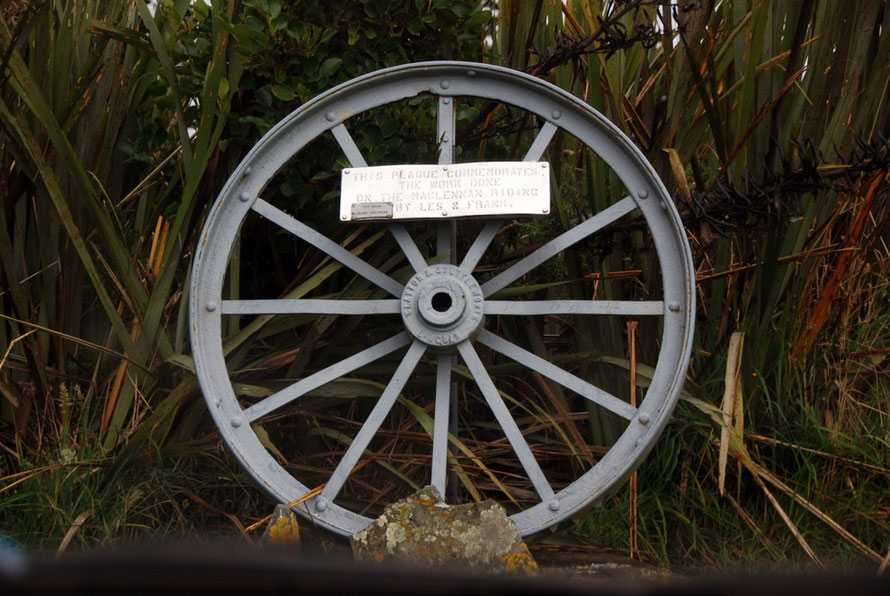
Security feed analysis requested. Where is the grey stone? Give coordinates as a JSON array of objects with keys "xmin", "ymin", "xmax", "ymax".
[{"xmin": 350, "ymin": 486, "xmax": 538, "ymax": 575}]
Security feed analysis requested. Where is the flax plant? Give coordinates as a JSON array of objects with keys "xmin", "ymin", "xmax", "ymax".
[
  {"xmin": 1, "ymin": 0, "xmax": 493, "ymax": 548},
  {"xmin": 490, "ymin": 0, "xmax": 888, "ymax": 566}
]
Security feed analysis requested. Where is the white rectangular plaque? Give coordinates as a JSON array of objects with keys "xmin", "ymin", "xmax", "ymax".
[{"xmin": 340, "ymin": 162, "xmax": 550, "ymax": 221}]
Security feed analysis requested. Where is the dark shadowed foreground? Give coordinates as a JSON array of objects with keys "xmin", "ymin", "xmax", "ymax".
[{"xmin": 1, "ymin": 542, "xmax": 889, "ymax": 596}]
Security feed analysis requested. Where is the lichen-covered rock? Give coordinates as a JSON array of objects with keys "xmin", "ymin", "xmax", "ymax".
[
  {"xmin": 260, "ymin": 504, "xmax": 301, "ymax": 549},
  {"xmin": 350, "ymin": 486, "xmax": 538, "ymax": 576}
]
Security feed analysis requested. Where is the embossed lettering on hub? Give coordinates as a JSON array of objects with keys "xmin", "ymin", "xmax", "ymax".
[{"xmin": 401, "ymin": 265, "xmax": 484, "ymax": 350}]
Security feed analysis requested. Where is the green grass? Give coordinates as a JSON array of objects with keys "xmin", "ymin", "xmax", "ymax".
[
  {"xmin": 571, "ymin": 344, "xmax": 889, "ymax": 570},
  {"xmin": 2, "ymin": 443, "xmax": 269, "ymax": 551}
]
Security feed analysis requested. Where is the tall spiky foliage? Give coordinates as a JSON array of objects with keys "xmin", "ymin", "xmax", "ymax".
[
  {"xmin": 1, "ymin": 0, "xmax": 493, "ymax": 549},
  {"xmin": 491, "ymin": 0, "xmax": 888, "ymax": 567}
]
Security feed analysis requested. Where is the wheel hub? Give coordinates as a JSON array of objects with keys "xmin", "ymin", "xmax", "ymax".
[{"xmin": 401, "ymin": 264, "xmax": 483, "ymax": 350}]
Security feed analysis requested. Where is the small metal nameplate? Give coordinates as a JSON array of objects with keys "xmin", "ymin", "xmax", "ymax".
[
  {"xmin": 351, "ymin": 201, "xmax": 393, "ymax": 220},
  {"xmin": 340, "ymin": 162, "xmax": 550, "ymax": 221}
]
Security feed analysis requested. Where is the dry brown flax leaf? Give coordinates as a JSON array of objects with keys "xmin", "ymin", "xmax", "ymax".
[
  {"xmin": 718, "ymin": 332, "xmax": 744, "ymax": 496},
  {"xmin": 56, "ymin": 510, "xmax": 93, "ymax": 558}
]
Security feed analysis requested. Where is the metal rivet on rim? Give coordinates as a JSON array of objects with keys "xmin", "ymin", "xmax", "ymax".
[
  {"xmin": 634, "ymin": 439, "xmax": 641, "ymax": 447},
  {"xmin": 230, "ymin": 416, "xmax": 243, "ymax": 428},
  {"xmin": 639, "ymin": 413, "xmax": 650, "ymax": 425},
  {"xmin": 548, "ymin": 499, "xmax": 560, "ymax": 511},
  {"xmin": 637, "ymin": 190, "xmax": 649, "ymax": 199},
  {"xmin": 551, "ymin": 109, "xmax": 561, "ymax": 120},
  {"xmin": 239, "ymin": 192, "xmax": 251, "ymax": 202},
  {"xmin": 467, "ymin": 70, "xmax": 476, "ymax": 77},
  {"xmin": 242, "ymin": 167, "xmax": 252, "ymax": 177},
  {"xmin": 669, "ymin": 302, "xmax": 681, "ymax": 312},
  {"xmin": 325, "ymin": 112, "xmax": 336, "ymax": 122},
  {"xmin": 205, "ymin": 301, "xmax": 218, "ymax": 312},
  {"xmin": 316, "ymin": 499, "xmax": 328, "ymax": 512},
  {"xmin": 441, "ymin": 79, "xmax": 450, "ymax": 89},
  {"xmin": 660, "ymin": 202, "xmax": 668, "ymax": 210}
]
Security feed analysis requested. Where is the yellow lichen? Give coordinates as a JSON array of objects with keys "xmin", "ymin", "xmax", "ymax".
[
  {"xmin": 268, "ymin": 514, "xmax": 300, "ymax": 547},
  {"xmin": 498, "ymin": 543, "xmax": 538, "ymax": 576},
  {"xmin": 416, "ymin": 494, "xmax": 437, "ymax": 507}
]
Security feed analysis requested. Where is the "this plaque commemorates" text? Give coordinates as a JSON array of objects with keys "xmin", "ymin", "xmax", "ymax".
[{"xmin": 340, "ymin": 162, "xmax": 550, "ymax": 221}]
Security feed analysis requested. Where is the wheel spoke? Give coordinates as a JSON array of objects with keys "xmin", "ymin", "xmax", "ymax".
[
  {"xmin": 437, "ymin": 96, "xmax": 455, "ymax": 164},
  {"xmin": 431, "ymin": 354, "xmax": 452, "ymax": 496},
  {"xmin": 484, "ymin": 300, "xmax": 663, "ymax": 317},
  {"xmin": 436, "ymin": 221, "xmax": 456, "ymax": 263},
  {"xmin": 476, "ymin": 329, "xmax": 636, "ymax": 420},
  {"xmin": 252, "ymin": 199, "xmax": 403, "ymax": 297},
  {"xmin": 459, "ymin": 219, "xmax": 503, "ymax": 273},
  {"xmin": 457, "ymin": 121, "xmax": 554, "ymax": 275},
  {"xmin": 331, "ymin": 123, "xmax": 368, "ymax": 168},
  {"xmin": 457, "ymin": 121, "xmax": 555, "ymax": 274},
  {"xmin": 457, "ymin": 341, "xmax": 555, "ymax": 502},
  {"xmin": 243, "ymin": 332, "xmax": 412, "ymax": 422},
  {"xmin": 433, "ymin": 98, "xmax": 458, "ymax": 500},
  {"xmin": 436, "ymin": 96, "xmax": 457, "ymax": 263},
  {"xmin": 389, "ymin": 223, "xmax": 427, "ymax": 272},
  {"xmin": 320, "ymin": 340, "xmax": 427, "ymax": 503},
  {"xmin": 221, "ymin": 299, "xmax": 400, "ymax": 315},
  {"xmin": 481, "ymin": 195, "xmax": 637, "ymax": 297},
  {"xmin": 523, "ymin": 121, "xmax": 558, "ymax": 162}
]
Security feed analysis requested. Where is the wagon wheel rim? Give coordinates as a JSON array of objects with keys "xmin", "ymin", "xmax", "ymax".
[{"xmin": 190, "ymin": 61, "xmax": 695, "ymax": 537}]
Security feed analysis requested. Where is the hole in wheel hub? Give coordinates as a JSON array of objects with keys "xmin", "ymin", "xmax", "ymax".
[
  {"xmin": 401, "ymin": 264, "xmax": 484, "ymax": 349},
  {"xmin": 431, "ymin": 292, "xmax": 452, "ymax": 313}
]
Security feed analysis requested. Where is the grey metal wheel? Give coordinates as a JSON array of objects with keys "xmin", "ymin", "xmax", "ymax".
[{"xmin": 190, "ymin": 61, "xmax": 694, "ymax": 537}]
